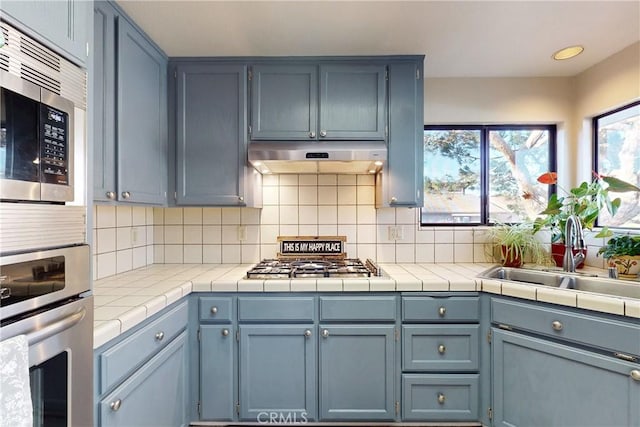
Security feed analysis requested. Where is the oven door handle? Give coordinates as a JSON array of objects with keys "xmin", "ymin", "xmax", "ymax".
[{"xmin": 26, "ymin": 307, "xmax": 86, "ymax": 346}]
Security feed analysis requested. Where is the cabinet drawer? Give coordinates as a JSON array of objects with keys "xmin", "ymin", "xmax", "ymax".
[
  {"xmin": 99, "ymin": 301, "xmax": 188, "ymax": 394},
  {"xmin": 238, "ymin": 297, "xmax": 316, "ymax": 322},
  {"xmin": 492, "ymin": 298, "xmax": 640, "ymax": 357},
  {"xmin": 402, "ymin": 374, "xmax": 479, "ymax": 421},
  {"xmin": 403, "ymin": 325, "xmax": 479, "ymax": 371},
  {"xmin": 402, "ymin": 296, "xmax": 479, "ymax": 322},
  {"xmin": 199, "ymin": 296, "xmax": 233, "ymax": 323},
  {"xmin": 320, "ymin": 296, "xmax": 397, "ymax": 322}
]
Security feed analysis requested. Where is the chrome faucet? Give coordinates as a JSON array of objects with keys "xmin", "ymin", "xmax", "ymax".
[{"xmin": 563, "ymin": 215, "xmax": 585, "ymax": 272}]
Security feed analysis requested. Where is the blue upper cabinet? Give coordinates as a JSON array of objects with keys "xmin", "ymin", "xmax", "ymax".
[
  {"xmin": 250, "ymin": 64, "xmax": 318, "ymax": 140},
  {"xmin": 93, "ymin": 1, "xmax": 168, "ymax": 205},
  {"xmin": 377, "ymin": 60, "xmax": 424, "ymax": 207},
  {"xmin": 249, "ymin": 61, "xmax": 386, "ymax": 141},
  {"xmin": 175, "ymin": 64, "xmax": 250, "ymax": 206},
  {"xmin": 319, "ymin": 64, "xmax": 386, "ymax": 140},
  {"xmin": 117, "ymin": 18, "xmax": 167, "ymax": 205},
  {"xmin": 2, "ymin": 0, "xmax": 90, "ymax": 66}
]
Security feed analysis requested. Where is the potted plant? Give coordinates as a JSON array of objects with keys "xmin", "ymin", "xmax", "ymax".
[
  {"xmin": 486, "ymin": 222, "xmax": 551, "ymax": 268},
  {"xmin": 533, "ymin": 172, "xmax": 640, "ymax": 268},
  {"xmin": 597, "ymin": 235, "xmax": 640, "ymax": 277}
]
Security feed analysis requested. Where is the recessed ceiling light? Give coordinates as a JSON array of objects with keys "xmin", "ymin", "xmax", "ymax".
[{"xmin": 552, "ymin": 45, "xmax": 584, "ymax": 61}]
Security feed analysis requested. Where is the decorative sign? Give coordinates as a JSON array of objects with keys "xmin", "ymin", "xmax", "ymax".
[{"xmin": 277, "ymin": 236, "xmax": 346, "ymax": 258}]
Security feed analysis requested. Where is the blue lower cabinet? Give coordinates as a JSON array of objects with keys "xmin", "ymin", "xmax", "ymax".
[
  {"xmin": 402, "ymin": 373, "xmax": 479, "ymax": 421},
  {"xmin": 200, "ymin": 325, "xmax": 235, "ymax": 420},
  {"xmin": 492, "ymin": 328, "xmax": 640, "ymax": 427},
  {"xmin": 238, "ymin": 325, "xmax": 317, "ymax": 422},
  {"xmin": 319, "ymin": 325, "xmax": 396, "ymax": 421},
  {"xmin": 99, "ymin": 332, "xmax": 188, "ymax": 427}
]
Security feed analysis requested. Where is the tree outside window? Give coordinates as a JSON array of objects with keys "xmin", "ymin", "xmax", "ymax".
[
  {"xmin": 422, "ymin": 125, "xmax": 556, "ymax": 225},
  {"xmin": 595, "ymin": 101, "xmax": 640, "ymax": 229}
]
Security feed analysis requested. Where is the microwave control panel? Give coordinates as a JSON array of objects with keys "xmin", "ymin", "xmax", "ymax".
[{"xmin": 40, "ymin": 104, "xmax": 68, "ymax": 185}]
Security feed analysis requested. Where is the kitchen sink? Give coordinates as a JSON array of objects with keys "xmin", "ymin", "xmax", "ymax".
[{"xmin": 478, "ymin": 266, "xmax": 640, "ymax": 299}]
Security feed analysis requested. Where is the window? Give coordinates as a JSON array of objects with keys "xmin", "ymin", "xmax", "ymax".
[
  {"xmin": 594, "ymin": 101, "xmax": 640, "ymax": 229},
  {"xmin": 422, "ymin": 125, "xmax": 556, "ymax": 225}
]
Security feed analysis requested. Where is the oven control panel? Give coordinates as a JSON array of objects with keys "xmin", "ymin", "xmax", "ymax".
[{"xmin": 40, "ymin": 104, "xmax": 69, "ymax": 185}]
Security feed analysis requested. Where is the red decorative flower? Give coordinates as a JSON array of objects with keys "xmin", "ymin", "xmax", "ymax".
[{"xmin": 537, "ymin": 172, "xmax": 558, "ymax": 185}]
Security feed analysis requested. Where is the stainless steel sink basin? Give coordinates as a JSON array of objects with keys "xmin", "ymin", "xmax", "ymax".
[{"xmin": 478, "ymin": 266, "xmax": 640, "ymax": 299}]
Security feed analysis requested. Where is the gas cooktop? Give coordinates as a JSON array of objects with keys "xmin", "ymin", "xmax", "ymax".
[{"xmin": 246, "ymin": 258, "xmax": 381, "ymax": 279}]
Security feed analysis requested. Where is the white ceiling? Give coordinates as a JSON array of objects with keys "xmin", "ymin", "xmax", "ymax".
[{"xmin": 116, "ymin": 0, "xmax": 640, "ymax": 78}]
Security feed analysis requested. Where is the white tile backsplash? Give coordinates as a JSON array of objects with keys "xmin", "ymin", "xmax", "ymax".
[{"xmin": 94, "ymin": 174, "xmax": 612, "ymax": 279}]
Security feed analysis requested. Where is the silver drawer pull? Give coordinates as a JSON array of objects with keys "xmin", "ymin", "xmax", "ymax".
[
  {"xmin": 211, "ymin": 306, "xmax": 218, "ymax": 314},
  {"xmin": 551, "ymin": 320, "xmax": 563, "ymax": 331},
  {"xmin": 121, "ymin": 191, "xmax": 131, "ymax": 199},
  {"xmin": 304, "ymin": 329, "xmax": 312, "ymax": 337},
  {"xmin": 322, "ymin": 329, "xmax": 329, "ymax": 338},
  {"xmin": 110, "ymin": 399, "xmax": 122, "ymax": 411},
  {"xmin": 438, "ymin": 344, "xmax": 446, "ymax": 354},
  {"xmin": 155, "ymin": 331, "xmax": 165, "ymax": 341},
  {"xmin": 437, "ymin": 393, "xmax": 445, "ymax": 404},
  {"xmin": 438, "ymin": 306, "xmax": 446, "ymax": 317},
  {"xmin": 106, "ymin": 191, "xmax": 116, "ymax": 200},
  {"xmin": 631, "ymin": 370, "xmax": 640, "ymax": 381},
  {"xmin": 221, "ymin": 329, "xmax": 229, "ymax": 337}
]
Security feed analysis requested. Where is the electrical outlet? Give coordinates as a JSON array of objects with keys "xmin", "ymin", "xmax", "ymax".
[
  {"xmin": 238, "ymin": 225, "xmax": 247, "ymax": 242},
  {"xmin": 395, "ymin": 225, "xmax": 404, "ymax": 241},
  {"xmin": 131, "ymin": 228, "xmax": 139, "ymax": 245},
  {"xmin": 388, "ymin": 226, "xmax": 397, "ymax": 241}
]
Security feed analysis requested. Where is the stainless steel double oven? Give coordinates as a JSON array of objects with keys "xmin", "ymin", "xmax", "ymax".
[{"xmin": 1, "ymin": 244, "xmax": 93, "ymax": 426}]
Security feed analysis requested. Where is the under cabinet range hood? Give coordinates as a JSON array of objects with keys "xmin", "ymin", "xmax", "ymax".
[{"xmin": 248, "ymin": 141, "xmax": 387, "ymax": 174}]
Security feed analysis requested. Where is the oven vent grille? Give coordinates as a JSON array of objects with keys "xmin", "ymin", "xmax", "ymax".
[
  {"xmin": 0, "ymin": 53, "xmax": 9, "ymax": 72},
  {"xmin": 0, "ymin": 21, "xmax": 86, "ymax": 109},
  {"xmin": 20, "ymin": 35, "xmax": 61, "ymax": 72},
  {"xmin": 21, "ymin": 64, "xmax": 62, "ymax": 95}
]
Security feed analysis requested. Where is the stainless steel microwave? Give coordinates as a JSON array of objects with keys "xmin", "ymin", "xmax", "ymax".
[{"xmin": 1, "ymin": 70, "xmax": 74, "ymax": 202}]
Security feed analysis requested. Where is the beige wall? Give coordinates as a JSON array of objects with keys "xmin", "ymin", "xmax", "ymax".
[
  {"xmin": 423, "ymin": 41, "xmax": 640, "ymax": 189},
  {"xmin": 573, "ymin": 41, "xmax": 640, "ymax": 185}
]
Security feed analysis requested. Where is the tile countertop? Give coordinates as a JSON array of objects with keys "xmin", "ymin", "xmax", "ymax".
[{"xmin": 92, "ymin": 263, "xmax": 640, "ymax": 349}]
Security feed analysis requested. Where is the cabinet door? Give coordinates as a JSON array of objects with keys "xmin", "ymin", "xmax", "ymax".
[
  {"xmin": 250, "ymin": 65, "xmax": 317, "ymax": 140},
  {"xmin": 319, "ymin": 64, "xmax": 386, "ymax": 140},
  {"xmin": 175, "ymin": 64, "xmax": 247, "ymax": 205},
  {"xmin": 2, "ymin": 0, "xmax": 89, "ymax": 65},
  {"xmin": 200, "ymin": 325, "xmax": 235, "ymax": 421},
  {"xmin": 319, "ymin": 325, "xmax": 395, "ymax": 421},
  {"xmin": 99, "ymin": 332, "xmax": 188, "ymax": 427},
  {"xmin": 492, "ymin": 328, "xmax": 640, "ymax": 427},
  {"xmin": 117, "ymin": 18, "xmax": 167, "ymax": 204},
  {"xmin": 379, "ymin": 61, "xmax": 423, "ymax": 207},
  {"xmin": 239, "ymin": 325, "xmax": 316, "ymax": 422},
  {"xmin": 93, "ymin": 2, "xmax": 117, "ymax": 202}
]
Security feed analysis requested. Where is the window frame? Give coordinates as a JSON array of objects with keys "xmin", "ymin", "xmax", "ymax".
[
  {"xmin": 421, "ymin": 124, "xmax": 557, "ymax": 226},
  {"xmin": 592, "ymin": 100, "xmax": 640, "ymax": 230}
]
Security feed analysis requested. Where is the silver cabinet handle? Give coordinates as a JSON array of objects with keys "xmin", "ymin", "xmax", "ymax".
[
  {"xmin": 309, "ymin": 132, "xmax": 316, "ymax": 138},
  {"xmin": 304, "ymin": 329, "xmax": 312, "ymax": 337},
  {"xmin": 106, "ymin": 191, "xmax": 116, "ymax": 200},
  {"xmin": 121, "ymin": 191, "xmax": 131, "ymax": 199},
  {"xmin": 437, "ymin": 393, "xmax": 445, "ymax": 404},
  {"xmin": 211, "ymin": 306, "xmax": 218, "ymax": 314},
  {"xmin": 551, "ymin": 320, "xmax": 563, "ymax": 331},
  {"xmin": 390, "ymin": 197, "xmax": 397, "ymax": 203},
  {"xmin": 438, "ymin": 306, "xmax": 446, "ymax": 317},
  {"xmin": 630, "ymin": 370, "xmax": 640, "ymax": 381},
  {"xmin": 438, "ymin": 344, "xmax": 446, "ymax": 354},
  {"xmin": 222, "ymin": 329, "xmax": 229, "ymax": 337},
  {"xmin": 319, "ymin": 130, "xmax": 327, "ymax": 137},
  {"xmin": 238, "ymin": 196, "xmax": 244, "ymax": 202},
  {"xmin": 322, "ymin": 329, "xmax": 329, "ymax": 338},
  {"xmin": 110, "ymin": 399, "xmax": 122, "ymax": 411},
  {"xmin": 155, "ymin": 331, "xmax": 164, "ymax": 341}
]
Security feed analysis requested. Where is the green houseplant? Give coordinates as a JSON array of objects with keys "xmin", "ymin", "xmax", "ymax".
[
  {"xmin": 597, "ymin": 235, "xmax": 640, "ymax": 277},
  {"xmin": 486, "ymin": 222, "xmax": 551, "ymax": 268},
  {"xmin": 533, "ymin": 172, "xmax": 640, "ymax": 267}
]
